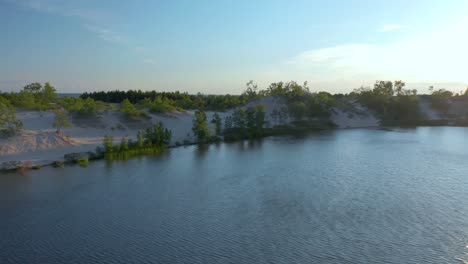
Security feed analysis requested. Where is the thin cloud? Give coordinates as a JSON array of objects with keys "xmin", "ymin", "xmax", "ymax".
[
  {"xmin": 378, "ymin": 24, "xmax": 408, "ymax": 32},
  {"xmin": 85, "ymin": 25, "xmax": 127, "ymax": 44},
  {"xmin": 10, "ymin": 0, "xmax": 109, "ymax": 23},
  {"xmin": 10, "ymin": 0, "xmax": 124, "ymax": 45},
  {"xmin": 7, "ymin": 0, "xmax": 153, "ymax": 65}
]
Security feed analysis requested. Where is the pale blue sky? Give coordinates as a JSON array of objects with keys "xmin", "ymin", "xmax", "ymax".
[{"xmin": 1, "ymin": 0, "xmax": 467, "ymax": 93}]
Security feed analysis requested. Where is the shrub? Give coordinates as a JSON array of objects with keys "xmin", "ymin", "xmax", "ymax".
[
  {"xmin": 77, "ymin": 157, "xmax": 89, "ymax": 167},
  {"xmin": 53, "ymin": 161, "xmax": 65, "ymax": 168}
]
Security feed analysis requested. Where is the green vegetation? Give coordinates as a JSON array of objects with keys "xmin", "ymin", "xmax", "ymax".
[
  {"xmin": 136, "ymin": 96, "xmax": 180, "ymax": 113},
  {"xmin": 352, "ymin": 81, "xmax": 421, "ymax": 126},
  {"xmin": 120, "ymin": 98, "xmax": 148, "ymax": 120},
  {"xmin": 3, "ymin": 82, "xmax": 58, "ymax": 110},
  {"xmin": 428, "ymin": 86, "xmax": 454, "ymax": 115},
  {"xmin": 192, "ymin": 110, "xmax": 211, "ymax": 141},
  {"xmin": 211, "ymin": 113, "xmax": 222, "ymax": 135},
  {"xmin": 77, "ymin": 157, "xmax": 89, "ymax": 168},
  {"xmin": 262, "ymin": 81, "xmax": 333, "ymax": 121},
  {"xmin": 53, "ymin": 109, "xmax": 72, "ymax": 133},
  {"xmin": 143, "ymin": 122, "xmax": 172, "ymax": 146},
  {"xmin": 224, "ymin": 105, "xmax": 267, "ymax": 140},
  {"xmin": 52, "ymin": 161, "xmax": 65, "ymax": 168},
  {"xmin": 0, "ymin": 96, "xmax": 23, "ymax": 135},
  {"xmin": 81, "ymin": 90, "xmax": 250, "ymax": 111},
  {"xmin": 0, "ymin": 82, "xmax": 106, "ymax": 124},
  {"xmin": 59, "ymin": 97, "xmax": 107, "ymax": 117},
  {"xmin": 100, "ymin": 122, "xmax": 172, "ymax": 160}
]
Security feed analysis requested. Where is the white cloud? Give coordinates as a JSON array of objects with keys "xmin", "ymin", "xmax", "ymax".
[
  {"xmin": 268, "ymin": 17, "xmax": 468, "ymax": 93},
  {"xmin": 10, "ymin": 0, "xmax": 125, "ymax": 45},
  {"xmin": 378, "ymin": 24, "xmax": 408, "ymax": 32}
]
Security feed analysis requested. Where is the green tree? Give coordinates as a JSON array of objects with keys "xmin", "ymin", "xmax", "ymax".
[
  {"xmin": 103, "ymin": 135, "xmax": 114, "ymax": 153},
  {"xmin": 394, "ymin": 80, "xmax": 406, "ymax": 96},
  {"xmin": 192, "ymin": 110, "xmax": 210, "ymax": 141},
  {"xmin": 0, "ymin": 97, "xmax": 23, "ymax": 134},
  {"xmin": 288, "ymin": 101, "xmax": 308, "ymax": 121},
  {"xmin": 137, "ymin": 131, "xmax": 144, "ymax": 148},
  {"xmin": 232, "ymin": 108, "xmax": 246, "ymax": 129},
  {"xmin": 254, "ymin": 104, "xmax": 266, "ymax": 136},
  {"xmin": 38, "ymin": 82, "xmax": 57, "ymax": 108},
  {"xmin": 211, "ymin": 112, "xmax": 222, "ymax": 135},
  {"xmin": 23, "ymin": 82, "xmax": 42, "ymax": 94},
  {"xmin": 242, "ymin": 80, "xmax": 260, "ymax": 101},
  {"xmin": 120, "ymin": 98, "xmax": 137, "ymax": 115},
  {"xmin": 245, "ymin": 105, "xmax": 266, "ymax": 138},
  {"xmin": 18, "ymin": 90, "xmax": 36, "ymax": 109},
  {"xmin": 121, "ymin": 136, "xmax": 129, "ymax": 151},
  {"xmin": 143, "ymin": 122, "xmax": 172, "ymax": 146},
  {"xmin": 224, "ymin": 116, "xmax": 233, "ymax": 130},
  {"xmin": 53, "ymin": 109, "xmax": 71, "ymax": 133},
  {"xmin": 430, "ymin": 88, "xmax": 453, "ymax": 114},
  {"xmin": 246, "ymin": 107, "xmax": 256, "ymax": 136}
]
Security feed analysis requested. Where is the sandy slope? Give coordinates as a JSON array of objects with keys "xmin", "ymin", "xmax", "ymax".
[
  {"xmin": 418, "ymin": 96, "xmax": 443, "ymax": 120},
  {"xmin": 331, "ymin": 100, "xmax": 379, "ymax": 128},
  {"xmin": 0, "ymin": 110, "xmax": 193, "ymax": 162},
  {"xmin": 0, "ymin": 96, "xmax": 380, "ymax": 163}
]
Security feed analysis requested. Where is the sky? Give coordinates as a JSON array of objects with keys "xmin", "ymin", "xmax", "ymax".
[{"xmin": 1, "ymin": 0, "xmax": 468, "ymax": 94}]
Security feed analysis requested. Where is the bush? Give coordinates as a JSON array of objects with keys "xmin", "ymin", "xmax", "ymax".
[
  {"xmin": 120, "ymin": 99, "xmax": 148, "ymax": 120},
  {"xmin": 53, "ymin": 161, "xmax": 65, "ymax": 168},
  {"xmin": 0, "ymin": 96, "xmax": 23, "ymax": 135},
  {"xmin": 77, "ymin": 157, "xmax": 89, "ymax": 167}
]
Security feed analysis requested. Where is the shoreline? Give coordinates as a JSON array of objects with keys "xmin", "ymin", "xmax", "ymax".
[
  {"xmin": 2, "ymin": 124, "xmax": 467, "ymax": 173},
  {"xmin": 0, "ymin": 125, "xmax": 351, "ymax": 172}
]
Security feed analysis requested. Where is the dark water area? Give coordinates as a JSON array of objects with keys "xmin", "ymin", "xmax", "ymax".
[{"xmin": 1, "ymin": 127, "xmax": 468, "ymax": 263}]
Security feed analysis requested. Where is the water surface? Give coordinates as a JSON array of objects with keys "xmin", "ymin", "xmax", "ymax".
[{"xmin": 1, "ymin": 127, "xmax": 468, "ymax": 263}]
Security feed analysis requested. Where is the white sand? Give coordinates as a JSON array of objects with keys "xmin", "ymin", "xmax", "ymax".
[
  {"xmin": 0, "ymin": 109, "xmax": 198, "ymax": 163},
  {"xmin": 331, "ymin": 100, "xmax": 379, "ymax": 128}
]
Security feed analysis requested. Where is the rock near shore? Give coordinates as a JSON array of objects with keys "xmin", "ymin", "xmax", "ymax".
[
  {"xmin": 0, "ymin": 161, "xmax": 23, "ymax": 171},
  {"xmin": 64, "ymin": 152, "xmax": 95, "ymax": 163}
]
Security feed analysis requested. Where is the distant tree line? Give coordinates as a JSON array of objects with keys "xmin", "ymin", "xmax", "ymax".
[{"xmin": 80, "ymin": 90, "xmax": 250, "ymax": 111}]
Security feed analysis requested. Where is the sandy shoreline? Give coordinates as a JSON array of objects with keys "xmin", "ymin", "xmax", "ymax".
[{"xmin": 1, "ymin": 96, "xmax": 384, "ymax": 167}]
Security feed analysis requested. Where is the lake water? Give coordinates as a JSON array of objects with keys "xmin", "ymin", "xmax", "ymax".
[{"xmin": 1, "ymin": 127, "xmax": 468, "ymax": 263}]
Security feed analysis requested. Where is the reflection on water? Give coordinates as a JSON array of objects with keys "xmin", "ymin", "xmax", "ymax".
[{"xmin": 1, "ymin": 127, "xmax": 468, "ymax": 264}]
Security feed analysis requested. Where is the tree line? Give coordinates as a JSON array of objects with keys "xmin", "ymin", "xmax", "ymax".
[
  {"xmin": 80, "ymin": 90, "xmax": 250, "ymax": 111},
  {"xmin": 2, "ymin": 81, "xmax": 468, "ymax": 136}
]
